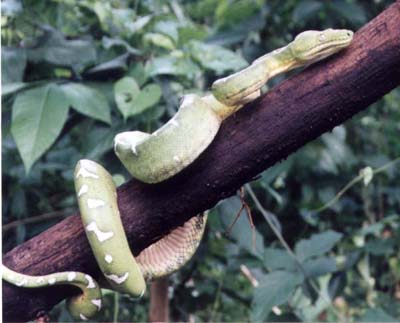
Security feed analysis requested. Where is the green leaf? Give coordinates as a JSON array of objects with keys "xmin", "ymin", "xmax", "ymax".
[
  {"xmin": 112, "ymin": 174, "xmax": 126, "ymax": 187},
  {"xmin": 188, "ymin": 40, "xmax": 248, "ymax": 75},
  {"xmin": 2, "ymin": 0, "xmax": 22, "ymax": 16},
  {"xmin": 154, "ymin": 20, "xmax": 179, "ymax": 43},
  {"xmin": 61, "ymin": 83, "xmax": 111, "ymax": 124},
  {"xmin": 264, "ymin": 248, "xmax": 297, "ymax": 271},
  {"xmin": 82, "ymin": 126, "xmax": 117, "ymax": 160},
  {"xmin": 292, "ymin": 275, "xmax": 333, "ymax": 322},
  {"xmin": 26, "ymin": 26, "xmax": 96, "ymax": 70},
  {"xmin": 302, "ymin": 256, "xmax": 337, "ymax": 277},
  {"xmin": 144, "ymin": 33, "xmax": 176, "ymax": 50},
  {"xmin": 129, "ymin": 84, "xmax": 162, "ymax": 116},
  {"xmin": 146, "ymin": 55, "xmax": 201, "ymax": 78},
  {"xmin": 358, "ymin": 308, "xmax": 397, "ymax": 322},
  {"xmin": 319, "ymin": 126, "xmax": 355, "ymax": 173},
  {"xmin": 251, "ymin": 271, "xmax": 304, "ymax": 321},
  {"xmin": 125, "ymin": 15, "xmax": 153, "ymax": 34},
  {"xmin": 292, "ymin": 1, "xmax": 323, "ymax": 24},
  {"xmin": 84, "ymin": 54, "xmax": 129, "ymax": 76},
  {"xmin": 178, "ymin": 26, "xmax": 208, "ymax": 45},
  {"xmin": 11, "ymin": 84, "xmax": 69, "ymax": 172},
  {"xmin": 2, "ymin": 82, "xmax": 30, "ymax": 97},
  {"xmin": 2, "ymin": 47, "xmax": 27, "ymax": 84},
  {"xmin": 102, "ymin": 36, "xmax": 142, "ymax": 55},
  {"xmin": 114, "ymin": 77, "xmax": 140, "ymax": 120},
  {"xmin": 364, "ymin": 238, "xmax": 394, "ymax": 255},
  {"xmin": 330, "ymin": 0, "xmax": 367, "ymax": 26},
  {"xmin": 295, "ymin": 230, "xmax": 343, "ymax": 261},
  {"xmin": 127, "ymin": 63, "xmax": 148, "ymax": 87},
  {"xmin": 215, "ymin": 0, "xmax": 261, "ymax": 29},
  {"xmin": 207, "ymin": 12, "xmax": 265, "ymax": 46}
]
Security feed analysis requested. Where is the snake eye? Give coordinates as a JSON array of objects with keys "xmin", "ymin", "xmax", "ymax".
[{"xmin": 319, "ymin": 34, "xmax": 326, "ymax": 42}]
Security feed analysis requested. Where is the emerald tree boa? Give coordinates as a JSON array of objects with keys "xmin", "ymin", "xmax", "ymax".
[{"xmin": 2, "ymin": 29, "xmax": 353, "ymax": 320}]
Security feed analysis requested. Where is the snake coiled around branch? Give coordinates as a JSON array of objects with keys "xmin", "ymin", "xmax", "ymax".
[{"xmin": 2, "ymin": 29, "xmax": 353, "ymax": 320}]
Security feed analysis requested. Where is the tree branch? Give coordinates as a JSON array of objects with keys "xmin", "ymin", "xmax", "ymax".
[{"xmin": 3, "ymin": 2, "xmax": 400, "ymax": 321}]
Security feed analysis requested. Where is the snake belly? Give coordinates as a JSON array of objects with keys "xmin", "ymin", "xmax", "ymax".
[{"xmin": 2, "ymin": 28, "xmax": 353, "ymax": 321}]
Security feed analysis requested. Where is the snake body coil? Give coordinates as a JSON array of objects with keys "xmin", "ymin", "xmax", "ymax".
[{"xmin": 2, "ymin": 29, "xmax": 353, "ymax": 320}]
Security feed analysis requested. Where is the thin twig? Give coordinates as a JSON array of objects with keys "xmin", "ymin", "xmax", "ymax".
[
  {"xmin": 209, "ymin": 278, "xmax": 223, "ymax": 322},
  {"xmin": 312, "ymin": 157, "xmax": 400, "ymax": 213},
  {"xmin": 244, "ymin": 184, "xmax": 345, "ymax": 321},
  {"xmin": 226, "ymin": 187, "xmax": 256, "ymax": 249}
]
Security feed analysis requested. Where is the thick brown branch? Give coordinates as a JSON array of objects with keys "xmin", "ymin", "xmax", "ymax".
[{"xmin": 3, "ymin": 2, "xmax": 400, "ymax": 321}]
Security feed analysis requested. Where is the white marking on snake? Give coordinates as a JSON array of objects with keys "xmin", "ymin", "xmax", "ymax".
[
  {"xmin": 87, "ymin": 198, "xmax": 106, "ymax": 209},
  {"xmin": 91, "ymin": 299, "xmax": 102, "ymax": 310},
  {"xmin": 105, "ymin": 254, "xmax": 113, "ymax": 264},
  {"xmin": 37, "ymin": 277, "xmax": 45, "ymax": 283},
  {"xmin": 173, "ymin": 156, "xmax": 180, "ymax": 162},
  {"xmin": 170, "ymin": 119, "xmax": 179, "ymax": 127},
  {"xmin": 76, "ymin": 165, "xmax": 98, "ymax": 179},
  {"xmin": 131, "ymin": 144, "xmax": 138, "ymax": 155},
  {"xmin": 48, "ymin": 277, "xmax": 56, "ymax": 285},
  {"xmin": 68, "ymin": 272, "xmax": 76, "ymax": 281},
  {"xmin": 80, "ymin": 314, "xmax": 88, "ymax": 321},
  {"xmin": 104, "ymin": 272, "xmax": 129, "ymax": 284},
  {"xmin": 85, "ymin": 274, "xmax": 96, "ymax": 289},
  {"xmin": 16, "ymin": 278, "xmax": 27, "ymax": 286},
  {"xmin": 78, "ymin": 184, "xmax": 88, "ymax": 197},
  {"xmin": 86, "ymin": 222, "xmax": 114, "ymax": 242}
]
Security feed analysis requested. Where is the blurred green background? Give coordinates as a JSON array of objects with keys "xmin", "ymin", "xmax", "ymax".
[{"xmin": 2, "ymin": 0, "xmax": 399, "ymax": 321}]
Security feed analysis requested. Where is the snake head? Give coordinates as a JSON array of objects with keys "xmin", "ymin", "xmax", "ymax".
[{"xmin": 289, "ymin": 29, "xmax": 353, "ymax": 64}]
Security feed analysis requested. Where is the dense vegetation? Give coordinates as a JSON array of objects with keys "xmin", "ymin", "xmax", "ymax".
[{"xmin": 2, "ymin": 0, "xmax": 399, "ymax": 321}]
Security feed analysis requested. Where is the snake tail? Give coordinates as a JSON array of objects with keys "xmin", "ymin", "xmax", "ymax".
[
  {"xmin": 2, "ymin": 159, "xmax": 207, "ymax": 321},
  {"xmin": 2, "ymin": 266, "xmax": 102, "ymax": 320}
]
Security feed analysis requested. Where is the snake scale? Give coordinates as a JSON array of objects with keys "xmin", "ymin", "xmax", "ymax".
[{"xmin": 2, "ymin": 29, "xmax": 353, "ymax": 320}]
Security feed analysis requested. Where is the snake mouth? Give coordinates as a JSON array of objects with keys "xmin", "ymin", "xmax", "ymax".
[{"xmin": 296, "ymin": 33, "xmax": 353, "ymax": 62}]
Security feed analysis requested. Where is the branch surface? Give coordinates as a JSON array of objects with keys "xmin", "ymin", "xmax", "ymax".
[{"xmin": 3, "ymin": 2, "xmax": 400, "ymax": 321}]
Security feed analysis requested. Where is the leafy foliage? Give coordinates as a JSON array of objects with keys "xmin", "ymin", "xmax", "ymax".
[{"xmin": 2, "ymin": 0, "xmax": 399, "ymax": 322}]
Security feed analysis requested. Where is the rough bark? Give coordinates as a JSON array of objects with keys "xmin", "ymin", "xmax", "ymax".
[
  {"xmin": 3, "ymin": 1, "xmax": 400, "ymax": 321},
  {"xmin": 149, "ymin": 278, "xmax": 170, "ymax": 322}
]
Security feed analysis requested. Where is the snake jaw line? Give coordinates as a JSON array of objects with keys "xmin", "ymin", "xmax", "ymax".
[{"xmin": 290, "ymin": 29, "xmax": 353, "ymax": 63}]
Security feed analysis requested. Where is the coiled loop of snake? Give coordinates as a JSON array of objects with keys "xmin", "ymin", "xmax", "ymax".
[{"xmin": 2, "ymin": 29, "xmax": 352, "ymax": 320}]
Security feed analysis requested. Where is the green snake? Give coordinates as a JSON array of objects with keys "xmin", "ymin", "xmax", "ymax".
[{"xmin": 2, "ymin": 29, "xmax": 353, "ymax": 320}]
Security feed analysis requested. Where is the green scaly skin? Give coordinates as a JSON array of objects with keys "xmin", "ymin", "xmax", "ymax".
[
  {"xmin": 114, "ymin": 29, "xmax": 353, "ymax": 184},
  {"xmin": 2, "ymin": 28, "xmax": 353, "ymax": 321}
]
